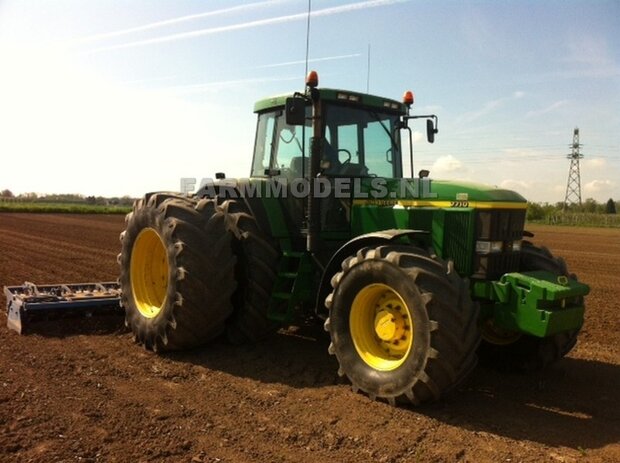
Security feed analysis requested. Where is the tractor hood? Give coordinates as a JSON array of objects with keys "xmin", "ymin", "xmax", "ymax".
[
  {"xmin": 352, "ymin": 178, "xmax": 527, "ymax": 209},
  {"xmin": 424, "ymin": 179, "xmax": 527, "ymax": 203}
]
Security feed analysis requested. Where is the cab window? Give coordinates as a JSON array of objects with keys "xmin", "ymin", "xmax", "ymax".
[{"xmin": 251, "ymin": 109, "xmax": 311, "ymax": 178}]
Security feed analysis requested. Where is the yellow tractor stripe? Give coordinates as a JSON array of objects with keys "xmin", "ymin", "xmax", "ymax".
[{"xmin": 352, "ymin": 199, "xmax": 528, "ymax": 209}]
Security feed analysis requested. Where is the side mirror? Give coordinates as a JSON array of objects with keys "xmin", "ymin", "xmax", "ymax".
[
  {"xmin": 426, "ymin": 119, "xmax": 438, "ymax": 143},
  {"xmin": 285, "ymin": 97, "xmax": 306, "ymax": 126}
]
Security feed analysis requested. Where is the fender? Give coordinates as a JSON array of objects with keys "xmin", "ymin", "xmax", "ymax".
[{"xmin": 315, "ymin": 229, "xmax": 429, "ymax": 319}]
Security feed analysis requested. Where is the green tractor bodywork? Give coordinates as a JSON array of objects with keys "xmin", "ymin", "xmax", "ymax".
[
  {"xmin": 199, "ymin": 81, "xmax": 589, "ymax": 343},
  {"xmin": 113, "ymin": 72, "xmax": 591, "ymax": 405}
]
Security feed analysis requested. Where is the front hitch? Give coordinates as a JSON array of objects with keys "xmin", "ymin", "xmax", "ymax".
[{"xmin": 473, "ymin": 271, "xmax": 590, "ymax": 337}]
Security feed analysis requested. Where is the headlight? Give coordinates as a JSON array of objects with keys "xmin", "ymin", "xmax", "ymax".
[
  {"xmin": 476, "ymin": 240, "xmax": 503, "ymax": 254},
  {"xmin": 511, "ymin": 240, "xmax": 522, "ymax": 251}
]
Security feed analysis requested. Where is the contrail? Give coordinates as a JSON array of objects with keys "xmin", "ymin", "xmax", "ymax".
[
  {"xmin": 87, "ymin": 0, "xmax": 408, "ymax": 54},
  {"xmin": 77, "ymin": 0, "xmax": 287, "ymax": 43},
  {"xmin": 120, "ymin": 55, "xmax": 354, "ymax": 90},
  {"xmin": 255, "ymin": 53, "xmax": 361, "ymax": 69},
  {"xmin": 168, "ymin": 75, "xmax": 303, "ymax": 94},
  {"xmin": 120, "ymin": 75, "xmax": 180, "ymax": 86}
]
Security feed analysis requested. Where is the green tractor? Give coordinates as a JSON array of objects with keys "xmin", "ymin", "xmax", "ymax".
[{"xmin": 118, "ymin": 71, "xmax": 589, "ymax": 406}]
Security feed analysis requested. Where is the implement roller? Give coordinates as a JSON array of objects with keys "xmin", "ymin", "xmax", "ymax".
[{"xmin": 4, "ymin": 282, "xmax": 122, "ymax": 334}]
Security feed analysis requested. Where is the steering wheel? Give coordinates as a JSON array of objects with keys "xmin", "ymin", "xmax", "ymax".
[
  {"xmin": 337, "ymin": 149, "xmax": 351, "ymax": 164},
  {"xmin": 279, "ymin": 128, "xmax": 295, "ymax": 144},
  {"xmin": 280, "ymin": 129, "xmax": 303, "ymax": 153}
]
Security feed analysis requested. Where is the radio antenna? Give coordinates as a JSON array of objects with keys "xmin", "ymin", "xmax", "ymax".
[
  {"xmin": 304, "ymin": 0, "xmax": 312, "ymax": 78},
  {"xmin": 366, "ymin": 43, "xmax": 371, "ymax": 93}
]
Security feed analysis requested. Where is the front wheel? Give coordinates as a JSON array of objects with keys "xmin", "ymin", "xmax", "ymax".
[{"xmin": 324, "ymin": 245, "xmax": 479, "ymax": 405}]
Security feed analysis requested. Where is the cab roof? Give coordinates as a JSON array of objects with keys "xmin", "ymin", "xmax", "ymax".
[{"xmin": 253, "ymin": 88, "xmax": 408, "ymax": 114}]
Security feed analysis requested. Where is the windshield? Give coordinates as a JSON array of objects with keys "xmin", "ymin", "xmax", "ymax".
[
  {"xmin": 323, "ymin": 104, "xmax": 402, "ymax": 178},
  {"xmin": 251, "ymin": 103, "xmax": 403, "ymax": 179}
]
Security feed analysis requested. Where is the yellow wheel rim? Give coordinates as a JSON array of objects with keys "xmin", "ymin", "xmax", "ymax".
[
  {"xmin": 481, "ymin": 319, "xmax": 522, "ymax": 345},
  {"xmin": 350, "ymin": 283, "xmax": 414, "ymax": 371},
  {"xmin": 130, "ymin": 228, "xmax": 169, "ymax": 319}
]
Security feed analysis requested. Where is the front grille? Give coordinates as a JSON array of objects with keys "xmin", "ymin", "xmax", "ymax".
[
  {"xmin": 472, "ymin": 209, "xmax": 525, "ymax": 280},
  {"xmin": 476, "ymin": 210, "xmax": 525, "ymax": 241},
  {"xmin": 443, "ymin": 211, "xmax": 473, "ymax": 275}
]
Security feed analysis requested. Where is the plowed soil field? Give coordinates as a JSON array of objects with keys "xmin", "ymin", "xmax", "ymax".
[{"xmin": 0, "ymin": 213, "xmax": 619, "ymax": 463}]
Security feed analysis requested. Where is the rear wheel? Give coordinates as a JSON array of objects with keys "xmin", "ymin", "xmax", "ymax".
[
  {"xmin": 217, "ymin": 199, "xmax": 280, "ymax": 343},
  {"xmin": 118, "ymin": 193, "xmax": 236, "ymax": 351},
  {"xmin": 325, "ymin": 245, "xmax": 479, "ymax": 405},
  {"xmin": 479, "ymin": 241, "xmax": 582, "ymax": 370}
]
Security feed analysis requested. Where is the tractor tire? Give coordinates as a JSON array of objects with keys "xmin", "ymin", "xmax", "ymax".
[
  {"xmin": 118, "ymin": 192, "xmax": 236, "ymax": 352},
  {"xmin": 324, "ymin": 245, "xmax": 479, "ymax": 406},
  {"xmin": 478, "ymin": 241, "xmax": 582, "ymax": 370},
  {"xmin": 217, "ymin": 199, "xmax": 280, "ymax": 344}
]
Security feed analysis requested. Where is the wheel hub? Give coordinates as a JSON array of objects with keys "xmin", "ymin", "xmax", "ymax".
[
  {"xmin": 374, "ymin": 308, "xmax": 405, "ymax": 342},
  {"xmin": 130, "ymin": 228, "xmax": 169, "ymax": 319},
  {"xmin": 349, "ymin": 283, "xmax": 414, "ymax": 371}
]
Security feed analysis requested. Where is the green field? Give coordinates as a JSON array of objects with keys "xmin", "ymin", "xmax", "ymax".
[
  {"xmin": 0, "ymin": 202, "xmax": 131, "ymax": 214},
  {"xmin": 1, "ymin": 201, "xmax": 618, "ymax": 227},
  {"xmin": 528, "ymin": 212, "xmax": 620, "ymax": 228}
]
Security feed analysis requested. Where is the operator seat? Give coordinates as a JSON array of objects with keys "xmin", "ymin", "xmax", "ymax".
[
  {"xmin": 322, "ymin": 139, "xmax": 342, "ymax": 175},
  {"xmin": 289, "ymin": 156, "xmax": 310, "ymax": 179}
]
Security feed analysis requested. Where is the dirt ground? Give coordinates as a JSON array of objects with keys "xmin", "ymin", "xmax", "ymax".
[{"xmin": 0, "ymin": 213, "xmax": 618, "ymax": 463}]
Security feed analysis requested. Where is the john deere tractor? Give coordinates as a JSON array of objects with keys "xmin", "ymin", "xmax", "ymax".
[{"xmin": 118, "ymin": 71, "xmax": 589, "ymax": 406}]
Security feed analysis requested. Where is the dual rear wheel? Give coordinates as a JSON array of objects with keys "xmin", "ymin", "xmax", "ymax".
[
  {"xmin": 119, "ymin": 193, "xmax": 279, "ymax": 351},
  {"xmin": 119, "ymin": 193, "xmax": 238, "ymax": 351}
]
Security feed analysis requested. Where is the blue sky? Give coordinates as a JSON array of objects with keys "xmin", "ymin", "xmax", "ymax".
[{"xmin": 0, "ymin": 0, "xmax": 618, "ymax": 202}]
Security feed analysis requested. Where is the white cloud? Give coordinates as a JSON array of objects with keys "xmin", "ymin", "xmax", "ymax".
[
  {"xmin": 584, "ymin": 179, "xmax": 616, "ymax": 195},
  {"xmin": 431, "ymin": 155, "xmax": 465, "ymax": 176},
  {"xmin": 499, "ymin": 179, "xmax": 531, "ymax": 191},
  {"xmin": 583, "ymin": 158, "xmax": 607, "ymax": 168},
  {"xmin": 552, "ymin": 184, "xmax": 565, "ymax": 194},
  {"xmin": 412, "ymin": 131, "xmax": 425, "ymax": 143}
]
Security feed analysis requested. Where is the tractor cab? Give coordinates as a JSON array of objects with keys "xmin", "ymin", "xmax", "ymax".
[
  {"xmin": 251, "ymin": 71, "xmax": 438, "ymax": 184},
  {"xmin": 249, "ymin": 72, "xmax": 443, "ymax": 247},
  {"xmin": 251, "ymin": 89, "xmax": 407, "ymax": 180}
]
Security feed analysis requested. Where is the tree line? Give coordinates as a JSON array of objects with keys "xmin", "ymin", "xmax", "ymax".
[
  {"xmin": 0, "ymin": 190, "xmax": 135, "ymax": 207},
  {"xmin": 527, "ymin": 198, "xmax": 617, "ymax": 221},
  {"xmin": 2, "ymin": 188, "xmax": 617, "ymax": 220}
]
